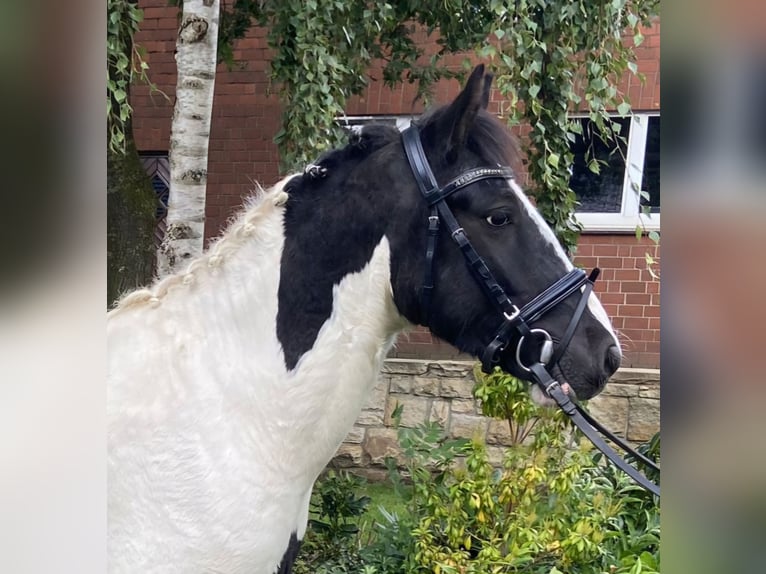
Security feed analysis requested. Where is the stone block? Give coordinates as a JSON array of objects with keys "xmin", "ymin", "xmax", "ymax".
[
  {"xmin": 356, "ymin": 408, "xmax": 383, "ymax": 426},
  {"xmin": 486, "ymin": 419, "xmax": 513, "ymax": 445},
  {"xmin": 638, "ymin": 387, "xmax": 661, "ymax": 399},
  {"xmin": 428, "ymin": 361, "xmax": 474, "ymax": 378},
  {"xmin": 333, "ymin": 443, "xmax": 364, "ymax": 467},
  {"xmin": 450, "ymin": 398, "xmax": 477, "ymax": 414},
  {"xmin": 611, "ymin": 368, "xmax": 661, "ymax": 386},
  {"xmin": 627, "ymin": 397, "xmax": 660, "ymax": 442},
  {"xmin": 362, "ymin": 377, "xmax": 389, "ymax": 410},
  {"xmin": 388, "ymin": 374, "xmax": 412, "ymax": 394},
  {"xmin": 412, "ymin": 375, "xmax": 440, "ymax": 396},
  {"xmin": 486, "ymin": 445, "xmax": 507, "ymax": 467},
  {"xmin": 363, "ymin": 428, "xmax": 401, "ymax": 465},
  {"xmin": 385, "ymin": 395, "xmax": 429, "ymax": 428},
  {"xmin": 430, "ymin": 400, "xmax": 450, "ymax": 427},
  {"xmin": 602, "ymin": 383, "xmax": 640, "ymax": 397},
  {"xmin": 441, "ymin": 377, "xmax": 475, "ymax": 399},
  {"xmin": 449, "ymin": 413, "xmax": 488, "ymax": 440},
  {"xmin": 587, "ymin": 396, "xmax": 629, "ymax": 437},
  {"xmin": 383, "ymin": 359, "xmax": 429, "ymax": 376},
  {"xmin": 343, "ymin": 426, "xmax": 366, "ymax": 444}
]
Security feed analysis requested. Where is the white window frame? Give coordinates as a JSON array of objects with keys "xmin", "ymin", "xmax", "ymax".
[
  {"xmin": 572, "ymin": 112, "xmax": 660, "ymax": 233},
  {"xmin": 337, "ymin": 114, "xmax": 413, "ymax": 133}
]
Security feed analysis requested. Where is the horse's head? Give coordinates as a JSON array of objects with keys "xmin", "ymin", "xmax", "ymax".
[{"xmin": 386, "ymin": 65, "xmax": 621, "ymax": 401}]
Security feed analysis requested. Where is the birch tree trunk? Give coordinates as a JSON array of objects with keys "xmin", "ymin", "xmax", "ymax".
[{"xmin": 157, "ymin": 0, "xmax": 220, "ymax": 277}]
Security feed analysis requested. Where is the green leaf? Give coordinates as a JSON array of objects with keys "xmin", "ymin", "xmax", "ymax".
[
  {"xmin": 648, "ymin": 230, "xmax": 660, "ymax": 243},
  {"xmin": 528, "ymin": 84, "xmax": 540, "ymax": 98},
  {"xmin": 617, "ymin": 101, "xmax": 631, "ymax": 116}
]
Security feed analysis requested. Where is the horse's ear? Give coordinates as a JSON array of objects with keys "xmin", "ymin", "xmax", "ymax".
[{"xmin": 441, "ymin": 65, "xmax": 494, "ymax": 163}]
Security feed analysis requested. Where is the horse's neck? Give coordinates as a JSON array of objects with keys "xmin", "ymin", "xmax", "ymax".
[{"xmin": 109, "ymin": 186, "xmax": 408, "ymax": 480}]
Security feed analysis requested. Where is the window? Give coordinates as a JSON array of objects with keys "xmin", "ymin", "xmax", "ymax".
[
  {"xmin": 570, "ymin": 113, "xmax": 660, "ymax": 232},
  {"xmin": 336, "ymin": 115, "xmax": 413, "ymax": 134},
  {"xmin": 139, "ymin": 153, "xmax": 170, "ymax": 248}
]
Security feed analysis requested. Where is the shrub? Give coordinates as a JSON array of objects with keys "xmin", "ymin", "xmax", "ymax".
[
  {"xmin": 397, "ymin": 367, "xmax": 660, "ymax": 574},
  {"xmin": 297, "ymin": 367, "xmax": 660, "ymax": 574}
]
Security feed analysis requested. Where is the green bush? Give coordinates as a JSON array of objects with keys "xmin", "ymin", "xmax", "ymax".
[
  {"xmin": 296, "ymin": 367, "xmax": 660, "ymax": 574},
  {"xmin": 401, "ymin": 367, "xmax": 660, "ymax": 574}
]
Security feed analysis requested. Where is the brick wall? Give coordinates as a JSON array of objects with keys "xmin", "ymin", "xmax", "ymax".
[{"xmin": 130, "ymin": 3, "xmax": 660, "ymax": 368}]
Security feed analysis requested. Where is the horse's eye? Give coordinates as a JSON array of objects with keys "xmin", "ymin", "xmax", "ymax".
[{"xmin": 485, "ymin": 213, "xmax": 510, "ymax": 227}]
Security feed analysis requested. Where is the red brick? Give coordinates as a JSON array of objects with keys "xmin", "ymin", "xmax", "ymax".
[
  {"xmin": 593, "ymin": 245, "xmax": 619, "ymax": 257},
  {"xmin": 623, "ymin": 317, "xmax": 650, "ymax": 330},
  {"xmin": 599, "ymin": 292, "xmax": 625, "ymax": 305},
  {"xmin": 625, "ymin": 293, "xmax": 651, "ymax": 305},
  {"xmin": 614, "ymin": 269, "xmax": 641, "ymax": 281},
  {"xmin": 644, "ymin": 305, "xmax": 660, "ymax": 318},
  {"xmin": 618, "ymin": 304, "xmax": 645, "ymax": 317},
  {"xmin": 597, "ymin": 256, "xmax": 622, "ymax": 269},
  {"xmin": 621, "ymin": 282, "xmax": 647, "ymax": 294}
]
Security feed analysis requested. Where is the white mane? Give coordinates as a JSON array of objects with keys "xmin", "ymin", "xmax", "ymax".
[{"xmin": 108, "ymin": 174, "xmax": 294, "ymax": 317}]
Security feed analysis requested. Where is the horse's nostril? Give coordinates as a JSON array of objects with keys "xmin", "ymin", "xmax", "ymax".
[{"xmin": 605, "ymin": 345, "xmax": 621, "ymax": 376}]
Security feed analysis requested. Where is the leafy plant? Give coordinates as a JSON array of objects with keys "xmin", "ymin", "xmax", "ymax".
[
  {"xmin": 295, "ymin": 368, "xmax": 659, "ymax": 573},
  {"xmin": 395, "ymin": 368, "xmax": 660, "ymax": 573},
  {"xmin": 191, "ymin": 0, "xmax": 659, "ymax": 251},
  {"xmin": 294, "ymin": 470, "xmax": 369, "ymax": 573},
  {"xmin": 107, "ymin": 0, "xmax": 159, "ymax": 153}
]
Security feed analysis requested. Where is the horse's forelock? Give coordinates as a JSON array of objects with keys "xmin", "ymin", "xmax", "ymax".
[{"xmin": 417, "ymin": 105, "xmax": 523, "ymax": 175}]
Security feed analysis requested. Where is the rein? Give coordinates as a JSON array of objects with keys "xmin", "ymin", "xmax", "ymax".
[{"xmin": 401, "ymin": 125, "xmax": 660, "ymax": 498}]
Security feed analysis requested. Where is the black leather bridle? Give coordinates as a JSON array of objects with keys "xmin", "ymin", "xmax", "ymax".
[{"xmin": 402, "ymin": 124, "xmax": 660, "ymax": 497}]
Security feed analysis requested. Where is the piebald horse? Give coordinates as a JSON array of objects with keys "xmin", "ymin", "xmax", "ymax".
[{"xmin": 107, "ymin": 66, "xmax": 621, "ymax": 573}]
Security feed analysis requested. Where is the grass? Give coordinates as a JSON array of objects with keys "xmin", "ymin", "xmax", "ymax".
[{"xmin": 358, "ymin": 480, "xmax": 411, "ymax": 531}]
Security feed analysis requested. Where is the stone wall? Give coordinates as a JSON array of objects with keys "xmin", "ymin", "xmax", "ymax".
[{"xmin": 331, "ymin": 359, "xmax": 660, "ymax": 478}]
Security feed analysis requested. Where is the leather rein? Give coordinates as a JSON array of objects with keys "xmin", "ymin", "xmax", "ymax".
[{"xmin": 401, "ymin": 125, "xmax": 660, "ymax": 497}]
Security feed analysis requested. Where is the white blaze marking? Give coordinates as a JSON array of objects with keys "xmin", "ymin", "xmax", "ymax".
[{"xmin": 507, "ymin": 178, "xmax": 620, "ymax": 350}]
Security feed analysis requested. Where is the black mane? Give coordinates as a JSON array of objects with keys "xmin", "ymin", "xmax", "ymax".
[
  {"xmin": 285, "ymin": 123, "xmax": 400, "ymax": 195},
  {"xmin": 284, "ymin": 108, "xmax": 521, "ymax": 198}
]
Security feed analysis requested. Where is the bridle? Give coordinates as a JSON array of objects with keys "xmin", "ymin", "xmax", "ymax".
[{"xmin": 402, "ymin": 125, "xmax": 660, "ymax": 497}]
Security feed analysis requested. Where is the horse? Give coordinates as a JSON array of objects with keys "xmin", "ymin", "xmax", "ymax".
[{"xmin": 107, "ymin": 65, "xmax": 621, "ymax": 573}]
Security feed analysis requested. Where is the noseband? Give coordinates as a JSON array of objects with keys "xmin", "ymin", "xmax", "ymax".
[{"xmin": 402, "ymin": 125, "xmax": 660, "ymax": 497}]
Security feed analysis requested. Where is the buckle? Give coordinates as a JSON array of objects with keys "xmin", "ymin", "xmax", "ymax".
[
  {"xmin": 545, "ymin": 380, "xmax": 560, "ymax": 396},
  {"xmin": 503, "ymin": 305, "xmax": 521, "ymax": 322}
]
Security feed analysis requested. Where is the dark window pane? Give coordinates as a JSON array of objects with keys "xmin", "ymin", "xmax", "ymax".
[
  {"xmin": 570, "ymin": 118, "xmax": 630, "ymax": 213},
  {"xmin": 641, "ymin": 116, "xmax": 660, "ymax": 213}
]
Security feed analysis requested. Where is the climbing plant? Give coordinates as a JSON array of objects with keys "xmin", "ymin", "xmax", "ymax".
[
  {"xmin": 107, "ymin": 0, "xmax": 159, "ymax": 305},
  {"xmin": 107, "ymin": 0, "xmax": 154, "ymax": 153},
  {"xmin": 482, "ymin": 0, "xmax": 659, "ymax": 251},
  {"xmin": 186, "ymin": 0, "xmax": 659, "ymax": 250}
]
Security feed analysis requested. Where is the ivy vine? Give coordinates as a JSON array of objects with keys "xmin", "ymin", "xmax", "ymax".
[
  {"xmin": 483, "ymin": 0, "xmax": 659, "ymax": 251},
  {"xmin": 174, "ymin": 0, "xmax": 660, "ymax": 249}
]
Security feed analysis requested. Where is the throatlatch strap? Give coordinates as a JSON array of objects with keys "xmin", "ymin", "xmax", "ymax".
[{"xmin": 421, "ymin": 209, "xmax": 440, "ymax": 319}]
